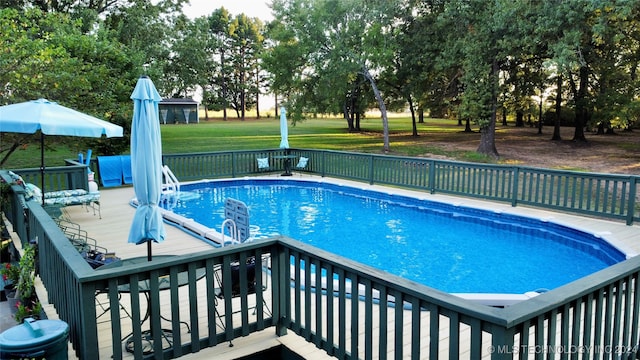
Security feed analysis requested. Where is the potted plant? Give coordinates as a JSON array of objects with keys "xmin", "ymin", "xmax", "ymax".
[
  {"xmin": 14, "ymin": 298, "xmax": 43, "ymax": 323},
  {"xmin": 1, "ymin": 261, "xmax": 19, "ymax": 302},
  {"xmin": 14, "ymin": 243, "xmax": 42, "ymax": 322}
]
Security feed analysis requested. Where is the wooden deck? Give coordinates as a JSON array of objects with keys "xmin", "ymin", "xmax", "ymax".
[{"xmin": 41, "ymin": 176, "xmax": 640, "ymax": 359}]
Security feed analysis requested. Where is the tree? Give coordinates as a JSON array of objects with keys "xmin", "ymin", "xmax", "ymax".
[
  {"xmin": 165, "ymin": 15, "xmax": 213, "ymax": 99},
  {"xmin": 266, "ymin": 0, "xmax": 403, "ymax": 152},
  {"xmin": 0, "ymin": 8, "xmax": 132, "ymax": 165},
  {"xmin": 205, "ymin": 8, "xmax": 232, "ymax": 120},
  {"xmin": 537, "ymin": 0, "xmax": 640, "ymax": 142},
  {"xmin": 437, "ymin": 0, "xmax": 540, "ymax": 157},
  {"xmin": 227, "ymin": 14, "xmax": 265, "ymax": 119}
]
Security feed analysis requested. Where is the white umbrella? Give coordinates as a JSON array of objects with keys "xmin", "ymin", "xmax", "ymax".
[{"xmin": 279, "ymin": 106, "xmax": 289, "ymax": 149}]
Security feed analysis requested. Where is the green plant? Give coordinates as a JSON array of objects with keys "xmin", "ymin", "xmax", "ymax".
[
  {"xmin": 14, "ymin": 297, "xmax": 43, "ymax": 323},
  {"xmin": 1, "ymin": 262, "xmax": 19, "ymax": 284},
  {"xmin": 16, "ymin": 244, "xmax": 36, "ymax": 300}
]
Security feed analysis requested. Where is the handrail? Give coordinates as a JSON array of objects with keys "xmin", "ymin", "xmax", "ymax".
[
  {"xmin": 220, "ymin": 219, "xmax": 240, "ymax": 245},
  {"xmin": 162, "ymin": 164, "xmax": 180, "ymax": 195}
]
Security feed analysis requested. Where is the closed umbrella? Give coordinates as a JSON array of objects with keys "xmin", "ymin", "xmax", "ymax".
[
  {"xmin": 127, "ymin": 76, "xmax": 166, "ymax": 260},
  {"xmin": 0, "ymin": 98, "xmax": 123, "ymax": 203},
  {"xmin": 279, "ymin": 106, "xmax": 289, "ymax": 149}
]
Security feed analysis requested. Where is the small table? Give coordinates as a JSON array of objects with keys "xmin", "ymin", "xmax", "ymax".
[
  {"xmin": 272, "ymin": 155, "xmax": 298, "ymax": 176},
  {"xmin": 99, "ymin": 255, "xmax": 206, "ymax": 354}
]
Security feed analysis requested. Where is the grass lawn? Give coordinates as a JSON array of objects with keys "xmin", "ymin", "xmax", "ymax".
[{"xmin": 2, "ymin": 116, "xmax": 486, "ymax": 169}]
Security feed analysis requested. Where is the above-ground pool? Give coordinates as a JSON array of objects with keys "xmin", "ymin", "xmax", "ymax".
[{"xmin": 159, "ymin": 178, "xmax": 625, "ymax": 296}]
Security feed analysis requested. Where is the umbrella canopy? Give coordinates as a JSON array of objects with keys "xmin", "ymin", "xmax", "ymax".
[
  {"xmin": 127, "ymin": 76, "xmax": 166, "ymax": 259},
  {"xmin": 0, "ymin": 98, "xmax": 123, "ymax": 202},
  {"xmin": 279, "ymin": 106, "xmax": 289, "ymax": 149},
  {"xmin": 0, "ymin": 98, "xmax": 123, "ymax": 137}
]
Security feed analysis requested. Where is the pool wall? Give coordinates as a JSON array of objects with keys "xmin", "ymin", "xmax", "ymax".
[{"xmin": 152, "ymin": 177, "xmax": 631, "ymax": 305}]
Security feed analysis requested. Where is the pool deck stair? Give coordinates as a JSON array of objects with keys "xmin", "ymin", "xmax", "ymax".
[{"xmin": 8, "ymin": 174, "xmax": 640, "ymax": 359}]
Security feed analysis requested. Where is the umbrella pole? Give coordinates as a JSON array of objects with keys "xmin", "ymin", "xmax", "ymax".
[
  {"xmin": 41, "ymin": 132, "xmax": 45, "ymax": 206},
  {"xmin": 147, "ymin": 241, "xmax": 152, "ymax": 261}
]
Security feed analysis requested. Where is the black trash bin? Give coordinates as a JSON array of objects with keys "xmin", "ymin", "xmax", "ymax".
[{"xmin": 0, "ymin": 317, "xmax": 69, "ymax": 360}]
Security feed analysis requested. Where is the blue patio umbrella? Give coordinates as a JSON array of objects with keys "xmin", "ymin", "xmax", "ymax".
[
  {"xmin": 279, "ymin": 106, "xmax": 289, "ymax": 149},
  {"xmin": 0, "ymin": 98, "xmax": 123, "ymax": 203},
  {"xmin": 127, "ymin": 76, "xmax": 166, "ymax": 260}
]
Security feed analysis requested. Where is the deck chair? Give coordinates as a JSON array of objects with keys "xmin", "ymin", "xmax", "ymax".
[
  {"xmin": 97, "ymin": 155, "xmax": 123, "ymax": 187},
  {"xmin": 121, "ymin": 155, "xmax": 133, "ymax": 184},
  {"xmin": 213, "ymin": 255, "xmax": 271, "ymax": 346},
  {"xmin": 295, "ymin": 156, "xmax": 309, "ymax": 173},
  {"xmin": 256, "ymin": 157, "xmax": 270, "ymax": 171}
]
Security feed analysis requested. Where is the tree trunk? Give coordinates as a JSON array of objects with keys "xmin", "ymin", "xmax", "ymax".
[
  {"xmin": 551, "ymin": 74, "xmax": 562, "ymax": 141},
  {"xmin": 537, "ymin": 92, "xmax": 543, "ymax": 134},
  {"xmin": 408, "ymin": 95, "xmax": 418, "ymax": 137},
  {"xmin": 344, "ymin": 104, "xmax": 355, "ymax": 131},
  {"xmin": 221, "ymin": 48, "xmax": 228, "ymax": 121},
  {"xmin": 477, "ymin": 118, "xmax": 498, "ymax": 157},
  {"xmin": 0, "ymin": 141, "xmax": 22, "ymax": 167},
  {"xmin": 362, "ymin": 67, "xmax": 389, "ymax": 152},
  {"xmin": 502, "ymin": 107, "xmax": 507, "ymax": 126},
  {"xmin": 418, "ymin": 108, "xmax": 424, "ymax": 123},
  {"xmin": 464, "ymin": 118, "xmax": 473, "ymax": 132},
  {"xmin": 515, "ymin": 110, "xmax": 524, "ymax": 127},
  {"xmin": 477, "ymin": 59, "xmax": 499, "ymax": 157},
  {"xmin": 572, "ymin": 66, "xmax": 588, "ymax": 142}
]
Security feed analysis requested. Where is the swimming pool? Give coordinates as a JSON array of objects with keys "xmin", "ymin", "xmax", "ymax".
[{"xmin": 159, "ymin": 178, "xmax": 625, "ymax": 296}]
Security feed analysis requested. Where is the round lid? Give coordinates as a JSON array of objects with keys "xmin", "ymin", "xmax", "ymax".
[{"xmin": 0, "ymin": 319, "xmax": 69, "ymax": 350}]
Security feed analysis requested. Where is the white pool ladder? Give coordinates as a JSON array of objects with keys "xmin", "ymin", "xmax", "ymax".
[
  {"xmin": 221, "ymin": 219, "xmax": 241, "ymax": 246},
  {"xmin": 220, "ymin": 198, "xmax": 250, "ymax": 246},
  {"xmin": 162, "ymin": 165, "xmax": 180, "ymax": 195}
]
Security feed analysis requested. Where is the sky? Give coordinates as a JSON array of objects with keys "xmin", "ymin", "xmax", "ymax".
[{"xmin": 182, "ymin": 0, "xmax": 274, "ymax": 21}]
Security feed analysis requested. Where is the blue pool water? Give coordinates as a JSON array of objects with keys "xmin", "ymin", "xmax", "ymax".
[{"xmin": 163, "ymin": 179, "xmax": 625, "ymax": 294}]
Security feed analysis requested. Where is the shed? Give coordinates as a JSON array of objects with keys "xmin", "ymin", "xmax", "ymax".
[{"xmin": 158, "ymin": 98, "xmax": 199, "ymax": 124}]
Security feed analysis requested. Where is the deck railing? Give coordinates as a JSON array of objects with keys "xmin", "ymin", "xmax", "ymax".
[
  {"xmin": 159, "ymin": 149, "xmax": 638, "ymax": 225},
  {"xmin": 2, "ymin": 181, "xmax": 639, "ymax": 359},
  {"xmin": 3, "ymin": 150, "xmax": 640, "ymax": 359},
  {"xmin": 9, "ymin": 164, "xmax": 89, "ymax": 193},
  {"xmin": 11, "ymin": 149, "xmax": 638, "ymax": 225}
]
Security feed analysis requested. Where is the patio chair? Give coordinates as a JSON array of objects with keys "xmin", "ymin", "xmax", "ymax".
[
  {"xmin": 213, "ymin": 255, "xmax": 271, "ymax": 346},
  {"xmin": 97, "ymin": 155, "xmax": 123, "ymax": 187},
  {"xmin": 256, "ymin": 157, "xmax": 270, "ymax": 172},
  {"xmin": 295, "ymin": 156, "xmax": 309, "ymax": 173},
  {"xmin": 43, "ymin": 189, "xmax": 101, "ymax": 218},
  {"xmin": 121, "ymin": 155, "xmax": 133, "ymax": 184},
  {"xmin": 26, "ymin": 182, "xmax": 101, "ymax": 218}
]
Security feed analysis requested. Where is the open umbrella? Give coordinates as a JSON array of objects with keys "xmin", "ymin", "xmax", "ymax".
[
  {"xmin": 0, "ymin": 98, "xmax": 124, "ymax": 203},
  {"xmin": 279, "ymin": 106, "xmax": 289, "ymax": 149},
  {"xmin": 127, "ymin": 76, "xmax": 166, "ymax": 261}
]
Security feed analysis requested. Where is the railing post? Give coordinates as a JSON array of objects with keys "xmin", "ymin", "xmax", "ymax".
[
  {"xmin": 231, "ymin": 152, "xmax": 237, "ymax": 178},
  {"xmin": 272, "ymin": 243, "xmax": 289, "ymax": 337},
  {"xmin": 626, "ymin": 176, "xmax": 637, "ymax": 225},
  {"xmin": 511, "ymin": 167, "xmax": 520, "ymax": 207},
  {"xmin": 489, "ymin": 326, "xmax": 516, "ymax": 360},
  {"xmin": 321, "ymin": 151, "xmax": 326, "ymax": 178},
  {"xmin": 429, "ymin": 160, "xmax": 436, "ymax": 194},
  {"xmin": 78, "ymin": 282, "xmax": 100, "ymax": 359},
  {"xmin": 369, "ymin": 155, "xmax": 374, "ymax": 185}
]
